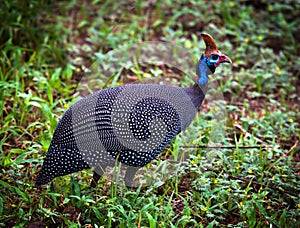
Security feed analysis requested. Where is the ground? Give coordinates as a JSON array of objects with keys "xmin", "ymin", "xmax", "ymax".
[{"xmin": 0, "ymin": 0, "xmax": 299, "ymax": 227}]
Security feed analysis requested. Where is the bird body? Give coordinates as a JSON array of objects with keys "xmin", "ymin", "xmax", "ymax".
[{"xmin": 35, "ymin": 33, "xmax": 232, "ymax": 187}]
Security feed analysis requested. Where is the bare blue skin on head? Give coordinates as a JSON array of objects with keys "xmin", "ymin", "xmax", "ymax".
[{"xmin": 197, "ymin": 54, "xmax": 223, "ymax": 85}]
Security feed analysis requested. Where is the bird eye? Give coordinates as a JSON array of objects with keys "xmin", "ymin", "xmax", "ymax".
[
  {"xmin": 210, "ymin": 54, "xmax": 219, "ymax": 61},
  {"xmin": 209, "ymin": 54, "xmax": 219, "ymax": 64}
]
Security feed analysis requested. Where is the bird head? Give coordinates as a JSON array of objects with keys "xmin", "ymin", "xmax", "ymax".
[{"xmin": 197, "ymin": 33, "xmax": 232, "ymax": 85}]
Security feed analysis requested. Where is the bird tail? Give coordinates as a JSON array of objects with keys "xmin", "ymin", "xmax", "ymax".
[
  {"xmin": 35, "ymin": 144, "xmax": 89, "ymax": 186},
  {"xmin": 35, "ymin": 169, "xmax": 53, "ymax": 186}
]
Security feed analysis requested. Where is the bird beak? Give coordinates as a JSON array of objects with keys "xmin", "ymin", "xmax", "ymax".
[{"xmin": 219, "ymin": 54, "xmax": 232, "ymax": 65}]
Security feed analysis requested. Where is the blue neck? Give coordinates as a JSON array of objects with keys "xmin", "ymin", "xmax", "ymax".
[{"xmin": 197, "ymin": 55, "xmax": 215, "ymax": 85}]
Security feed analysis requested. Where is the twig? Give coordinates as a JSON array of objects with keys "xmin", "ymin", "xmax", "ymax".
[
  {"xmin": 178, "ymin": 145, "xmax": 272, "ymax": 149},
  {"xmin": 230, "ymin": 102, "xmax": 264, "ymax": 108},
  {"xmin": 282, "ymin": 140, "xmax": 299, "ymax": 157},
  {"xmin": 233, "ymin": 123, "xmax": 266, "ymax": 144}
]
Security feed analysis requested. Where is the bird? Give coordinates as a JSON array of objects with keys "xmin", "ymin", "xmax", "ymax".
[{"xmin": 35, "ymin": 33, "xmax": 232, "ymax": 187}]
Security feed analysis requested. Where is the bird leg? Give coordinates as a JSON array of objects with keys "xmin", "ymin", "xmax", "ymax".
[
  {"xmin": 124, "ymin": 166, "xmax": 139, "ymax": 187},
  {"xmin": 90, "ymin": 165, "xmax": 107, "ymax": 188}
]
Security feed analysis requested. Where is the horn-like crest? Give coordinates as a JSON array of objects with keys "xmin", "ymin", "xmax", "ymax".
[{"xmin": 201, "ymin": 33, "xmax": 219, "ymax": 57}]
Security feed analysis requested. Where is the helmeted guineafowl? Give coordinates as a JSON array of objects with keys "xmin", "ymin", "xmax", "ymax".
[{"xmin": 35, "ymin": 33, "xmax": 232, "ymax": 187}]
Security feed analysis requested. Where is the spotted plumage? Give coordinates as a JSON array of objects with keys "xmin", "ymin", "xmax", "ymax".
[{"xmin": 35, "ymin": 33, "xmax": 232, "ymax": 187}]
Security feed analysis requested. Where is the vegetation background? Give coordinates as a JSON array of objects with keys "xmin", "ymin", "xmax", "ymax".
[{"xmin": 0, "ymin": 0, "xmax": 299, "ymax": 227}]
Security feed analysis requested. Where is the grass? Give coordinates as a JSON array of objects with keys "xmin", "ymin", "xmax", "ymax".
[{"xmin": 0, "ymin": 0, "xmax": 299, "ymax": 227}]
